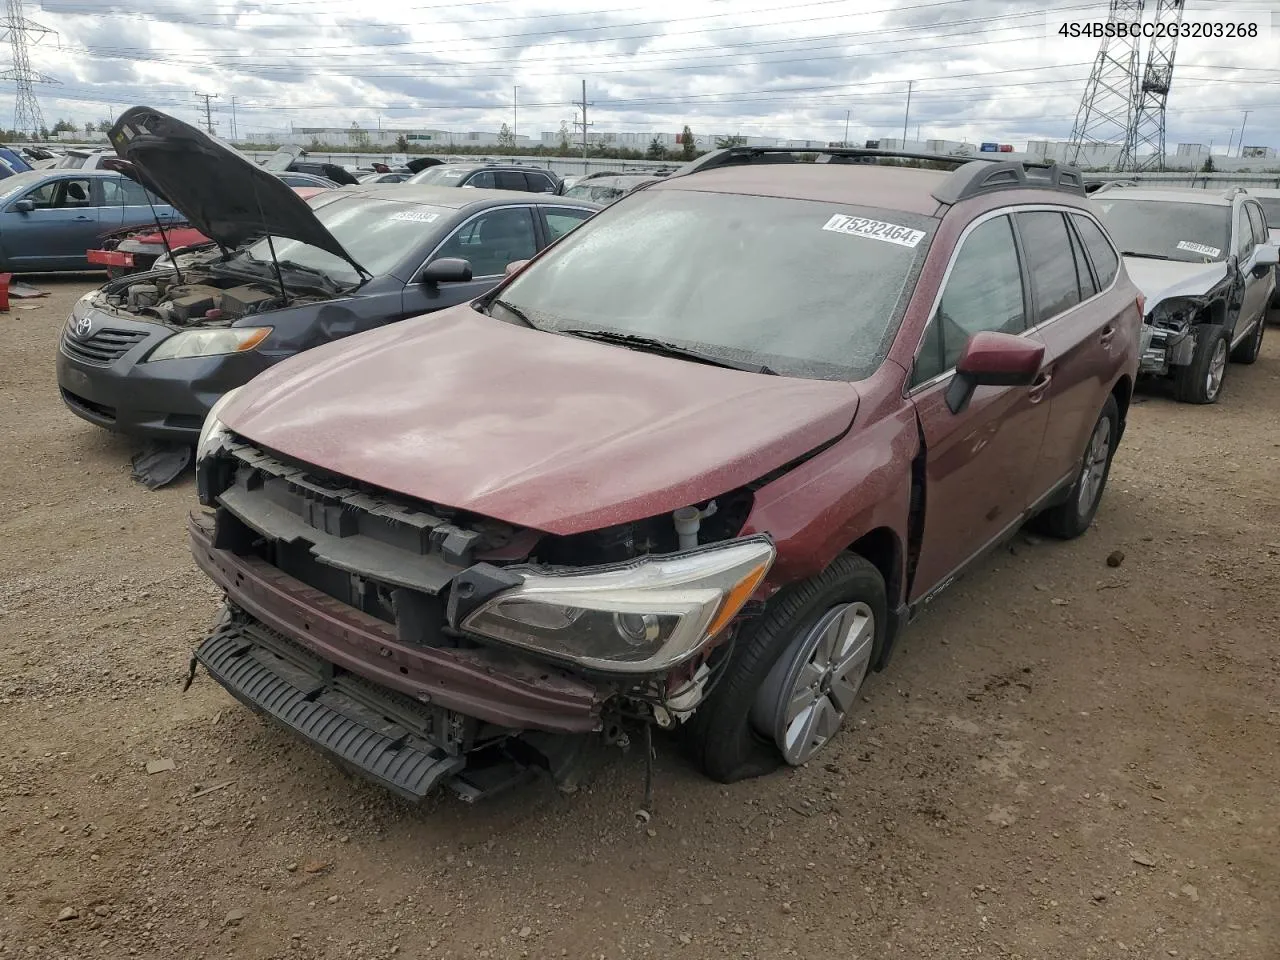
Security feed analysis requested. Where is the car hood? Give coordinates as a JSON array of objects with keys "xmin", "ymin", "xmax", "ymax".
[
  {"xmin": 107, "ymin": 106, "xmax": 365, "ymax": 275},
  {"xmin": 220, "ymin": 307, "xmax": 860, "ymax": 536},
  {"xmin": 1122, "ymin": 256, "xmax": 1229, "ymax": 309}
]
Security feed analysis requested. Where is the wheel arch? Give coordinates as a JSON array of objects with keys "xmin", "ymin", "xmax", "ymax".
[
  {"xmin": 845, "ymin": 526, "xmax": 904, "ymax": 670},
  {"xmin": 1110, "ymin": 374, "xmax": 1133, "ymax": 441}
]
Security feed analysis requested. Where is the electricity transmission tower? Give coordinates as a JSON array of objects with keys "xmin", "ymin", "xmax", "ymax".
[
  {"xmin": 1065, "ymin": 0, "xmax": 1144, "ymax": 169},
  {"xmin": 1123, "ymin": 0, "xmax": 1186, "ymax": 171},
  {"xmin": 194, "ymin": 91, "xmax": 219, "ymax": 134},
  {"xmin": 0, "ymin": 0, "xmax": 58, "ymax": 137}
]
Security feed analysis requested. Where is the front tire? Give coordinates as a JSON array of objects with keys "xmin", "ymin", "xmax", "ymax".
[
  {"xmin": 683, "ymin": 553, "xmax": 887, "ymax": 783},
  {"xmin": 1032, "ymin": 393, "xmax": 1119, "ymax": 540},
  {"xmin": 1174, "ymin": 325, "xmax": 1229, "ymax": 404}
]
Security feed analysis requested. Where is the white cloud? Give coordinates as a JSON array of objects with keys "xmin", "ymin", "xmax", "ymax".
[{"xmin": 6, "ymin": 0, "xmax": 1276, "ymax": 149}]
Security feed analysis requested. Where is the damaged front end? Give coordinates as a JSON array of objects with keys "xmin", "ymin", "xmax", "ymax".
[
  {"xmin": 1140, "ymin": 296, "xmax": 1205, "ymax": 375},
  {"xmin": 187, "ymin": 419, "xmax": 774, "ymax": 803}
]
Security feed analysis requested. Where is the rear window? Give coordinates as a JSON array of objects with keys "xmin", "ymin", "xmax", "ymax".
[
  {"xmin": 1094, "ymin": 198, "xmax": 1231, "ymax": 263},
  {"xmin": 1256, "ymin": 198, "xmax": 1280, "ymax": 230},
  {"xmin": 497, "ymin": 189, "xmax": 935, "ymax": 381}
]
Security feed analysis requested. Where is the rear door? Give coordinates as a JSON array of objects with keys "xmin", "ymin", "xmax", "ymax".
[
  {"xmin": 908, "ymin": 212, "xmax": 1051, "ymax": 601},
  {"xmin": 1017, "ymin": 209, "xmax": 1121, "ymax": 502},
  {"xmin": 0, "ymin": 176, "xmax": 99, "ymax": 270},
  {"xmin": 401, "ymin": 204, "xmax": 540, "ymax": 316},
  {"xmin": 97, "ymin": 175, "xmax": 176, "ymax": 233}
]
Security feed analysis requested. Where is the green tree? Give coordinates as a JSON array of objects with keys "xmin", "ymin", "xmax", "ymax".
[
  {"xmin": 680, "ymin": 124, "xmax": 696, "ymax": 160},
  {"xmin": 714, "ymin": 134, "xmax": 747, "ymax": 149},
  {"xmin": 84, "ymin": 121, "xmax": 96, "ymax": 135},
  {"xmin": 646, "ymin": 135, "xmax": 667, "ymax": 160},
  {"xmin": 1200, "ymin": 155, "xmax": 1216, "ymax": 173},
  {"xmin": 99, "ymin": 118, "xmax": 112, "ymax": 133},
  {"xmin": 557, "ymin": 120, "xmax": 572, "ymax": 155},
  {"xmin": 38, "ymin": 125, "xmax": 50, "ymax": 140},
  {"xmin": 51, "ymin": 118, "xmax": 76, "ymax": 134},
  {"xmin": 497, "ymin": 122, "xmax": 515, "ymax": 148},
  {"xmin": 394, "ymin": 134, "xmax": 409, "ymax": 152}
]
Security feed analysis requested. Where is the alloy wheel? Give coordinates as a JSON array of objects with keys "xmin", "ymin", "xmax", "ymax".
[
  {"xmin": 1206, "ymin": 338, "xmax": 1228, "ymax": 400},
  {"xmin": 1076, "ymin": 416, "xmax": 1112, "ymax": 519},
  {"xmin": 751, "ymin": 602, "xmax": 875, "ymax": 765}
]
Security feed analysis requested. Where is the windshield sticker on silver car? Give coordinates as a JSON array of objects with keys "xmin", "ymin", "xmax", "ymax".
[
  {"xmin": 822, "ymin": 214, "xmax": 926, "ymax": 248},
  {"xmin": 1176, "ymin": 240, "xmax": 1220, "ymax": 258},
  {"xmin": 390, "ymin": 210, "xmax": 441, "ymax": 223}
]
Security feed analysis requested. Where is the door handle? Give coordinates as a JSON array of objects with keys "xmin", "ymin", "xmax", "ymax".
[
  {"xmin": 1099, "ymin": 324, "xmax": 1116, "ymax": 346},
  {"xmin": 1028, "ymin": 370, "xmax": 1053, "ymax": 402},
  {"xmin": 73, "ymin": 215, "xmax": 93, "ymax": 222}
]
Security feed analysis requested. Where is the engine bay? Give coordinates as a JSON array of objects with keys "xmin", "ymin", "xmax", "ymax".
[{"xmin": 99, "ymin": 270, "xmax": 330, "ymax": 326}]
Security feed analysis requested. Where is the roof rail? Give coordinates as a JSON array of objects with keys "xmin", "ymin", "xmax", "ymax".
[{"xmin": 672, "ymin": 146, "xmax": 1086, "ymax": 203}]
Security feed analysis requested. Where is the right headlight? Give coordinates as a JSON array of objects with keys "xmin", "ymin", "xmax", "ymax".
[
  {"xmin": 461, "ymin": 537, "xmax": 775, "ymax": 674},
  {"xmin": 197, "ymin": 387, "xmax": 241, "ymax": 465}
]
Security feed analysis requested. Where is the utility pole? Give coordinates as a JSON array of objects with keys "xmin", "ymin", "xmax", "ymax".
[
  {"xmin": 843, "ymin": 110, "xmax": 850, "ymax": 147},
  {"xmin": 901, "ymin": 80, "xmax": 913, "ymax": 146},
  {"xmin": 513, "ymin": 84, "xmax": 518, "ymax": 139},
  {"xmin": 1226, "ymin": 127, "xmax": 1235, "ymax": 157},
  {"xmin": 575, "ymin": 78, "xmax": 593, "ymax": 163},
  {"xmin": 193, "ymin": 91, "xmax": 219, "ymax": 134},
  {"xmin": 1, "ymin": 0, "xmax": 59, "ymax": 138},
  {"xmin": 1238, "ymin": 110, "xmax": 1252, "ymax": 157},
  {"xmin": 230, "ymin": 95, "xmax": 237, "ymax": 140}
]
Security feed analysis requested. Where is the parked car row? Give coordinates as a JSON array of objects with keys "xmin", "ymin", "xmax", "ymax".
[{"xmin": 48, "ymin": 108, "xmax": 1277, "ymax": 806}]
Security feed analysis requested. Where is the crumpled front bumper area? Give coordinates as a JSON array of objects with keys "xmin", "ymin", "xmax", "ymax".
[
  {"xmin": 195, "ymin": 612, "xmax": 468, "ymax": 801},
  {"xmin": 1140, "ymin": 322, "xmax": 1196, "ymax": 375}
]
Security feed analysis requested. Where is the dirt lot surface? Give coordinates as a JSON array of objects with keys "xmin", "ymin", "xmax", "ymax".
[{"xmin": 2, "ymin": 277, "xmax": 1278, "ymax": 960}]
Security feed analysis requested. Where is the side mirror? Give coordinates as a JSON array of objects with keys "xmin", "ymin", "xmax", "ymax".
[
  {"xmin": 945, "ymin": 331, "xmax": 1045, "ymax": 414},
  {"xmin": 1252, "ymin": 244, "xmax": 1278, "ymax": 273},
  {"xmin": 13, "ymin": 199, "xmax": 33, "ymax": 213},
  {"xmin": 504, "ymin": 259, "xmax": 530, "ymax": 277},
  {"xmin": 419, "ymin": 257, "xmax": 473, "ymax": 285}
]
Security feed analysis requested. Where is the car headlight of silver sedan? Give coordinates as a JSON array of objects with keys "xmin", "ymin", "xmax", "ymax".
[{"xmin": 462, "ymin": 536, "xmax": 775, "ymax": 673}]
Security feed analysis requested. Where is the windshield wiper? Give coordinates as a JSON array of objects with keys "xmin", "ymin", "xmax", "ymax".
[
  {"xmin": 489, "ymin": 298, "xmax": 538, "ymax": 330},
  {"xmin": 277, "ymin": 259, "xmax": 343, "ymax": 291},
  {"xmin": 1120, "ymin": 251, "xmax": 1175, "ymax": 261},
  {"xmin": 561, "ymin": 328, "xmax": 776, "ymax": 375}
]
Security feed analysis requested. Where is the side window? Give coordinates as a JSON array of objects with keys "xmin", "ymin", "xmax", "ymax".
[
  {"xmin": 432, "ymin": 207, "xmax": 538, "ymax": 277},
  {"xmin": 1245, "ymin": 203, "xmax": 1267, "ymax": 246},
  {"xmin": 494, "ymin": 171, "xmax": 526, "ymax": 191},
  {"xmin": 543, "ymin": 207, "xmax": 592, "ymax": 242},
  {"xmin": 1235, "ymin": 206, "xmax": 1255, "ymax": 259},
  {"xmin": 20, "ymin": 180, "xmax": 60, "ymax": 209},
  {"xmin": 1071, "ymin": 214, "xmax": 1119, "ymax": 288},
  {"xmin": 1015, "ymin": 211, "xmax": 1082, "ymax": 323},
  {"xmin": 1066, "ymin": 217, "xmax": 1097, "ymax": 298},
  {"xmin": 465, "ymin": 171, "xmax": 496, "ymax": 189},
  {"xmin": 913, "ymin": 215, "xmax": 1026, "ymax": 386},
  {"xmin": 524, "ymin": 172, "xmax": 555, "ymax": 194},
  {"xmin": 100, "ymin": 178, "xmax": 151, "ymax": 206}
]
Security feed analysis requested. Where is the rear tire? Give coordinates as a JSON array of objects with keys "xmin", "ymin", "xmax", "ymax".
[
  {"xmin": 1032, "ymin": 394, "xmax": 1119, "ymax": 541},
  {"xmin": 1230, "ymin": 314, "xmax": 1265, "ymax": 364},
  {"xmin": 683, "ymin": 553, "xmax": 887, "ymax": 783},
  {"xmin": 1173, "ymin": 325, "xmax": 1229, "ymax": 404}
]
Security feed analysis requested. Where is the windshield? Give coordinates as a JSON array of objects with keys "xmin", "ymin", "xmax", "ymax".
[
  {"xmin": 406, "ymin": 165, "xmax": 470, "ymax": 186},
  {"xmin": 1094, "ymin": 198, "xmax": 1232, "ymax": 262},
  {"xmin": 1256, "ymin": 198, "xmax": 1280, "ymax": 229},
  {"xmin": 564, "ymin": 183, "xmax": 626, "ymax": 202},
  {"xmin": 234, "ymin": 196, "xmax": 452, "ymax": 285},
  {"xmin": 497, "ymin": 189, "xmax": 934, "ymax": 380}
]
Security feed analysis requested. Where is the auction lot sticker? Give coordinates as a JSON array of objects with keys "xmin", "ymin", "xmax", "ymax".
[
  {"xmin": 822, "ymin": 214, "xmax": 926, "ymax": 248},
  {"xmin": 390, "ymin": 210, "xmax": 441, "ymax": 223},
  {"xmin": 1176, "ymin": 240, "xmax": 1221, "ymax": 258}
]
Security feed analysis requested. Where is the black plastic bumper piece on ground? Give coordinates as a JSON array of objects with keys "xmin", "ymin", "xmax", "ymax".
[{"xmin": 195, "ymin": 620, "xmax": 466, "ymax": 802}]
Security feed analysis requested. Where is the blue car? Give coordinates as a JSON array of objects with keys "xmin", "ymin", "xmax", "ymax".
[
  {"xmin": 0, "ymin": 147, "xmax": 34, "ymax": 179},
  {"xmin": 0, "ymin": 169, "xmax": 176, "ymax": 273}
]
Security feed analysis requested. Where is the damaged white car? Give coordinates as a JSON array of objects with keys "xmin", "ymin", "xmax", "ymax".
[{"xmin": 1093, "ymin": 185, "xmax": 1276, "ymax": 404}]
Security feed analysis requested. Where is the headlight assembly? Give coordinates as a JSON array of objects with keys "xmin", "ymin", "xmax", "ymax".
[
  {"xmin": 196, "ymin": 387, "xmax": 241, "ymax": 465},
  {"xmin": 146, "ymin": 327, "xmax": 271, "ymax": 362},
  {"xmin": 461, "ymin": 537, "xmax": 776, "ymax": 674}
]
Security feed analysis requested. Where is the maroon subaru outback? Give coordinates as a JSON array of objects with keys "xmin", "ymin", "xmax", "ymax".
[{"xmin": 187, "ymin": 147, "xmax": 1142, "ymax": 802}]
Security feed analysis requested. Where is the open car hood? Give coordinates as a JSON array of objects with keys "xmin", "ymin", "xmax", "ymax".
[
  {"xmin": 220, "ymin": 306, "xmax": 860, "ymax": 536},
  {"xmin": 107, "ymin": 107, "xmax": 366, "ymax": 274}
]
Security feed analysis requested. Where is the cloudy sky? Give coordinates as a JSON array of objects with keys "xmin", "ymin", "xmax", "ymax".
[{"xmin": 8, "ymin": 0, "xmax": 1279, "ymax": 149}]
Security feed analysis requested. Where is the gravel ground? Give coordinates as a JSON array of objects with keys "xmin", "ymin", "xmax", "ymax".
[{"xmin": 2, "ymin": 277, "xmax": 1278, "ymax": 960}]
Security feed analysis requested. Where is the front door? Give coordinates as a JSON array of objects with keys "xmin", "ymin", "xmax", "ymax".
[
  {"xmin": 1, "ymin": 177, "xmax": 99, "ymax": 270},
  {"xmin": 1236, "ymin": 202, "xmax": 1272, "ymax": 334},
  {"xmin": 907, "ymin": 213, "xmax": 1051, "ymax": 601},
  {"xmin": 1231, "ymin": 203, "xmax": 1266, "ymax": 340}
]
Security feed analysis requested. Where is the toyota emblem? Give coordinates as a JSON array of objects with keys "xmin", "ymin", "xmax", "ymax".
[{"xmin": 74, "ymin": 315, "xmax": 93, "ymax": 339}]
